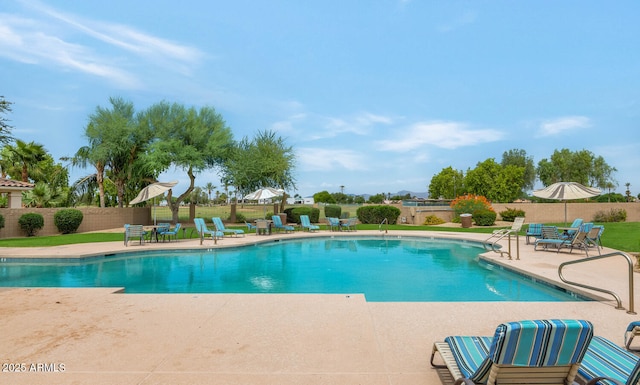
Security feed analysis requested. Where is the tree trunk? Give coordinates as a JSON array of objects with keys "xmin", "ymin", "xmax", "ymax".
[{"xmin": 96, "ymin": 164, "xmax": 105, "ymax": 208}]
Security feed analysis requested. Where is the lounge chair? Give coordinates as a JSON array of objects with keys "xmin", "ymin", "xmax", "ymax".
[
  {"xmin": 579, "ymin": 335, "xmax": 640, "ymax": 385},
  {"xmin": 586, "ymin": 225, "xmax": 604, "ymax": 250},
  {"xmin": 212, "ymin": 217, "xmax": 244, "ymax": 237},
  {"xmin": 625, "ymin": 321, "xmax": 640, "ymax": 351},
  {"xmin": 271, "ymin": 215, "xmax": 294, "ymax": 233},
  {"xmin": 159, "ymin": 223, "xmax": 181, "ymax": 242},
  {"xmin": 525, "ymin": 223, "xmax": 543, "ymax": 245},
  {"xmin": 535, "ymin": 225, "xmax": 591, "ymax": 256},
  {"xmin": 493, "ymin": 216, "xmax": 525, "ymax": 236},
  {"xmin": 326, "ymin": 217, "xmax": 340, "ymax": 231},
  {"xmin": 340, "ymin": 217, "xmax": 357, "ymax": 231},
  {"xmin": 124, "ymin": 224, "xmax": 148, "ymax": 246},
  {"xmin": 431, "ymin": 319, "xmax": 594, "ymax": 385},
  {"xmin": 561, "ymin": 218, "xmax": 584, "ymax": 239},
  {"xmin": 534, "ymin": 226, "xmax": 564, "ymax": 251},
  {"xmin": 300, "ymin": 215, "xmax": 319, "ymax": 232},
  {"xmin": 193, "ymin": 218, "xmax": 223, "ymax": 240}
]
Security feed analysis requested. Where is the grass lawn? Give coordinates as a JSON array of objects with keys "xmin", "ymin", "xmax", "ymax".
[{"xmin": 0, "ymin": 221, "xmax": 638, "ymax": 253}]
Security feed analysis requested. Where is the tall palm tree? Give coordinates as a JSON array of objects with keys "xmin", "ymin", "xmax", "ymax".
[{"xmin": 204, "ymin": 182, "xmax": 216, "ymax": 204}]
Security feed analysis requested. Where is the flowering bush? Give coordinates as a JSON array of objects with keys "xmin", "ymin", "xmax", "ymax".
[{"xmin": 450, "ymin": 194, "xmax": 494, "ymax": 222}]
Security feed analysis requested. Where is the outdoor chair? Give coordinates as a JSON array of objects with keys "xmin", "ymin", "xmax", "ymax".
[
  {"xmin": 430, "ymin": 319, "xmax": 594, "ymax": 385},
  {"xmin": 255, "ymin": 219, "xmax": 270, "ymax": 235},
  {"xmin": 271, "ymin": 215, "xmax": 294, "ymax": 233},
  {"xmin": 579, "ymin": 335, "xmax": 640, "ymax": 385},
  {"xmin": 535, "ymin": 225, "xmax": 591, "ymax": 256},
  {"xmin": 124, "ymin": 224, "xmax": 148, "ymax": 246},
  {"xmin": 339, "ymin": 217, "xmax": 357, "ymax": 231},
  {"xmin": 525, "ymin": 223, "xmax": 543, "ymax": 244},
  {"xmin": 586, "ymin": 225, "xmax": 604, "ymax": 250},
  {"xmin": 326, "ymin": 217, "xmax": 340, "ymax": 231},
  {"xmin": 300, "ymin": 215, "xmax": 319, "ymax": 232},
  {"xmin": 245, "ymin": 221, "xmax": 256, "ymax": 233},
  {"xmin": 193, "ymin": 218, "xmax": 223, "ymax": 240},
  {"xmin": 160, "ymin": 223, "xmax": 181, "ymax": 242},
  {"xmin": 561, "ymin": 218, "xmax": 584, "ymax": 239},
  {"xmin": 212, "ymin": 217, "xmax": 244, "ymax": 237},
  {"xmin": 625, "ymin": 321, "xmax": 640, "ymax": 352}
]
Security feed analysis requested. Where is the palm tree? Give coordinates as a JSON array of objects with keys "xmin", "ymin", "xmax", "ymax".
[
  {"xmin": 3, "ymin": 140, "xmax": 47, "ymax": 182},
  {"xmin": 204, "ymin": 182, "xmax": 216, "ymax": 204}
]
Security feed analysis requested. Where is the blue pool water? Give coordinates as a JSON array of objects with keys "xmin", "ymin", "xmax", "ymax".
[{"xmin": 0, "ymin": 236, "xmax": 585, "ymax": 302}]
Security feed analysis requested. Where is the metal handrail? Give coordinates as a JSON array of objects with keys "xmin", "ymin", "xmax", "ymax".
[
  {"xmin": 558, "ymin": 251, "xmax": 636, "ymax": 314},
  {"xmin": 483, "ymin": 231, "xmax": 520, "ymax": 260},
  {"xmin": 379, "ymin": 218, "xmax": 388, "ymax": 233}
]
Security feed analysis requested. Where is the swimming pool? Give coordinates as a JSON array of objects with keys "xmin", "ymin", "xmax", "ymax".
[{"xmin": 0, "ymin": 236, "xmax": 586, "ymax": 302}]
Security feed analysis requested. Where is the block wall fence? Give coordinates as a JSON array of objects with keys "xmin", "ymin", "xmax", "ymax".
[
  {"xmin": 397, "ymin": 202, "xmax": 640, "ymax": 226},
  {"xmin": 0, "ymin": 202, "xmax": 638, "ymax": 238}
]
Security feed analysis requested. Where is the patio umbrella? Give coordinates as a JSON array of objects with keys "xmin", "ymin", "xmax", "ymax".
[
  {"xmin": 244, "ymin": 187, "xmax": 284, "ymax": 218},
  {"xmin": 532, "ymin": 181, "xmax": 600, "ymax": 224},
  {"xmin": 130, "ymin": 180, "xmax": 178, "ymax": 225}
]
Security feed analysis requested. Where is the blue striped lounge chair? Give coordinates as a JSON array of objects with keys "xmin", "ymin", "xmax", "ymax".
[
  {"xmin": 579, "ymin": 335, "xmax": 640, "ymax": 385},
  {"xmin": 299, "ymin": 215, "xmax": 319, "ymax": 232},
  {"xmin": 212, "ymin": 217, "xmax": 244, "ymax": 237},
  {"xmin": 526, "ymin": 223, "xmax": 543, "ymax": 244},
  {"xmin": 193, "ymin": 218, "xmax": 223, "ymax": 240},
  {"xmin": 430, "ymin": 319, "xmax": 594, "ymax": 385},
  {"xmin": 271, "ymin": 215, "xmax": 294, "ymax": 233},
  {"xmin": 535, "ymin": 225, "xmax": 591, "ymax": 256}
]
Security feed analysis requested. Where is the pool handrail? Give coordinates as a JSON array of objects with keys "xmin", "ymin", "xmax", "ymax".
[{"xmin": 558, "ymin": 251, "xmax": 635, "ymax": 314}]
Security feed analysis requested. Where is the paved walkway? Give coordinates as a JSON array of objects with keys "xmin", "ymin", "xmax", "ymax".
[{"xmin": 1, "ymin": 229, "xmax": 638, "ymax": 384}]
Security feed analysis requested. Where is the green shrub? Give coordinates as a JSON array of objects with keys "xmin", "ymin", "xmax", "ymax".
[
  {"xmin": 18, "ymin": 212, "xmax": 44, "ymax": 237},
  {"xmin": 54, "ymin": 209, "xmax": 84, "ymax": 234},
  {"xmin": 499, "ymin": 207, "xmax": 525, "ymax": 222},
  {"xmin": 233, "ymin": 212, "xmax": 246, "ymax": 223},
  {"xmin": 287, "ymin": 207, "xmax": 320, "ymax": 223},
  {"xmin": 0, "ymin": 214, "xmax": 4, "ymax": 230},
  {"xmin": 472, "ymin": 209, "xmax": 496, "ymax": 226},
  {"xmin": 423, "ymin": 215, "xmax": 445, "ymax": 225},
  {"xmin": 324, "ymin": 204, "xmax": 342, "ymax": 218},
  {"xmin": 593, "ymin": 208, "xmax": 627, "ymax": 222},
  {"xmin": 356, "ymin": 205, "xmax": 401, "ymax": 224}
]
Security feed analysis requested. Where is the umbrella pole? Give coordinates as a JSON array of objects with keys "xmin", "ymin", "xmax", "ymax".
[{"xmin": 564, "ymin": 201, "xmax": 567, "ymax": 226}]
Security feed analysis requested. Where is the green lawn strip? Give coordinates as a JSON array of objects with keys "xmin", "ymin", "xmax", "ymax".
[{"xmin": 0, "ymin": 223, "xmax": 637, "ymax": 252}]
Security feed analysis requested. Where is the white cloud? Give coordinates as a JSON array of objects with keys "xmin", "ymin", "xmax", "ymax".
[
  {"xmin": 1, "ymin": 1, "xmax": 204, "ymax": 87},
  {"xmin": 271, "ymin": 110, "xmax": 394, "ymax": 141},
  {"xmin": 537, "ymin": 116, "xmax": 591, "ymax": 137},
  {"xmin": 297, "ymin": 147, "xmax": 368, "ymax": 172},
  {"xmin": 376, "ymin": 121, "xmax": 503, "ymax": 151}
]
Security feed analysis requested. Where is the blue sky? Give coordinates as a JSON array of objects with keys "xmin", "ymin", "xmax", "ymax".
[{"xmin": 1, "ymin": 0, "xmax": 638, "ymax": 198}]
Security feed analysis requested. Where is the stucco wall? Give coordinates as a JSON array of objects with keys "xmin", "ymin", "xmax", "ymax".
[
  {"xmin": 0, "ymin": 207, "xmax": 150, "ymax": 238},
  {"xmin": 397, "ymin": 202, "xmax": 640, "ymax": 225}
]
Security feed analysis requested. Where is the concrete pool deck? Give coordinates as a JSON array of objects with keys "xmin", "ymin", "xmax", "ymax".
[{"xmin": 1, "ymin": 229, "xmax": 638, "ymax": 384}]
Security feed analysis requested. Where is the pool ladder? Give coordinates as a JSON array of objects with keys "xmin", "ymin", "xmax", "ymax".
[
  {"xmin": 379, "ymin": 218, "xmax": 388, "ymax": 233},
  {"xmin": 558, "ymin": 251, "xmax": 636, "ymax": 314},
  {"xmin": 483, "ymin": 231, "xmax": 520, "ymax": 260}
]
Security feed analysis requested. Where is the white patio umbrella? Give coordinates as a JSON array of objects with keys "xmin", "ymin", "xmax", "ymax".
[
  {"xmin": 532, "ymin": 181, "xmax": 600, "ymax": 224},
  {"xmin": 244, "ymin": 187, "xmax": 284, "ymax": 218},
  {"xmin": 129, "ymin": 180, "xmax": 178, "ymax": 225}
]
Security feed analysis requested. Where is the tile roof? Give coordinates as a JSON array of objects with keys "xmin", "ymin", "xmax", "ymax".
[{"xmin": 0, "ymin": 178, "xmax": 34, "ymax": 190}]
